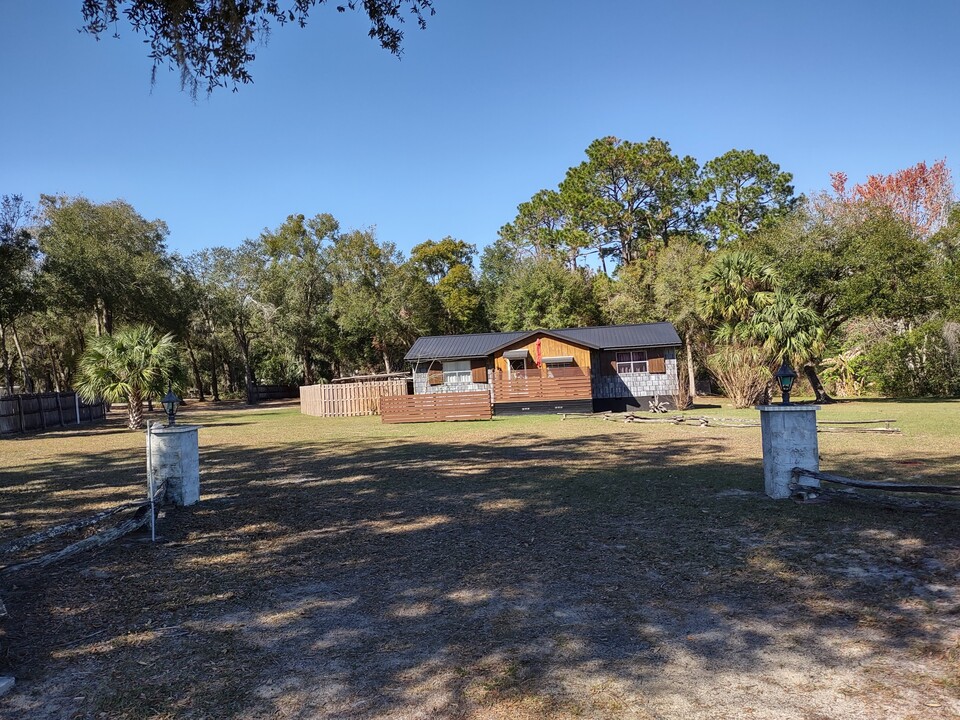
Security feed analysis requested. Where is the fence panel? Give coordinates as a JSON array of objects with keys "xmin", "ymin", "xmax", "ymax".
[
  {"xmin": 381, "ymin": 391, "xmax": 492, "ymax": 424},
  {"xmin": 0, "ymin": 392, "xmax": 106, "ymax": 436},
  {"xmin": 300, "ymin": 380, "xmax": 408, "ymax": 418}
]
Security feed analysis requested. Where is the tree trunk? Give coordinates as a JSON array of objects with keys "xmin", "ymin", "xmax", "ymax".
[
  {"xmin": 0, "ymin": 321, "xmax": 13, "ymax": 395},
  {"xmin": 382, "ymin": 351, "xmax": 392, "ymax": 374},
  {"xmin": 235, "ymin": 333, "xmax": 255, "ymax": 405},
  {"xmin": 209, "ymin": 342, "xmax": 220, "ymax": 401},
  {"xmin": 302, "ymin": 350, "xmax": 313, "ymax": 386},
  {"xmin": 185, "ymin": 336, "xmax": 205, "ymax": 401},
  {"xmin": 243, "ymin": 357, "xmax": 255, "ymax": 405},
  {"xmin": 685, "ymin": 334, "xmax": 697, "ymax": 402},
  {"xmin": 223, "ymin": 360, "xmax": 235, "ymax": 393},
  {"xmin": 804, "ymin": 364, "xmax": 834, "ymax": 404},
  {"xmin": 41, "ymin": 329, "xmax": 62, "ymax": 392},
  {"xmin": 127, "ymin": 390, "xmax": 144, "ymax": 430},
  {"xmin": 10, "ymin": 321, "xmax": 33, "ymax": 393}
]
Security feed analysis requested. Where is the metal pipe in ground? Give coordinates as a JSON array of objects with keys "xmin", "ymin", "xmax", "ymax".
[{"xmin": 145, "ymin": 421, "xmax": 156, "ymax": 542}]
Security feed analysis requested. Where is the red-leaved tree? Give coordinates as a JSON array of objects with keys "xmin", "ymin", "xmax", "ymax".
[{"xmin": 829, "ymin": 160, "xmax": 954, "ymax": 238}]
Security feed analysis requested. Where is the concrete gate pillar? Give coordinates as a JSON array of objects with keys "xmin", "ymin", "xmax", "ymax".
[
  {"xmin": 149, "ymin": 425, "xmax": 201, "ymax": 506},
  {"xmin": 757, "ymin": 405, "xmax": 819, "ymax": 499}
]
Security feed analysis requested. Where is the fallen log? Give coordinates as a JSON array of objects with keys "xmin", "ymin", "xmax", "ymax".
[
  {"xmin": 792, "ymin": 468, "xmax": 960, "ymax": 496},
  {"xmin": 0, "ymin": 506, "xmax": 150, "ymax": 575},
  {"xmin": 817, "ymin": 427, "xmax": 902, "ymax": 434},
  {"xmin": 0, "ymin": 501, "xmax": 146, "ymax": 557}
]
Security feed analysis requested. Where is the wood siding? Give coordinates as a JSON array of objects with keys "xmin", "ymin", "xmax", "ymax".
[
  {"xmin": 493, "ymin": 334, "xmax": 592, "ymax": 376},
  {"xmin": 381, "ymin": 392, "xmax": 492, "ymax": 423}
]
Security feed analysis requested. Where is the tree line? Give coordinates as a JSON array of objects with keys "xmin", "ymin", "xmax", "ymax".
[{"xmin": 2, "ymin": 136, "xmax": 958, "ymax": 415}]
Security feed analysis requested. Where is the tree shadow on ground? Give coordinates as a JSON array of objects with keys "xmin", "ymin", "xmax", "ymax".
[{"xmin": 2, "ymin": 422, "xmax": 959, "ymax": 719}]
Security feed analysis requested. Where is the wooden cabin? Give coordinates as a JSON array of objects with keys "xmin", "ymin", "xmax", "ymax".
[{"xmin": 404, "ymin": 323, "xmax": 681, "ymax": 415}]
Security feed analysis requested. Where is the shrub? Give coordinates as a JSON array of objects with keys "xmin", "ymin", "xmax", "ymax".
[
  {"xmin": 706, "ymin": 345, "xmax": 772, "ymax": 408},
  {"xmin": 861, "ymin": 320, "xmax": 960, "ymax": 397}
]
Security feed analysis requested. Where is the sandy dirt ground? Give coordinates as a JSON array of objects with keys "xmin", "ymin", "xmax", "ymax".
[{"xmin": 0, "ymin": 402, "xmax": 958, "ymax": 719}]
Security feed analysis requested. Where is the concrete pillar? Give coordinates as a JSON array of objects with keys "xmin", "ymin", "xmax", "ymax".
[
  {"xmin": 149, "ymin": 425, "xmax": 201, "ymax": 506},
  {"xmin": 756, "ymin": 405, "xmax": 819, "ymax": 499}
]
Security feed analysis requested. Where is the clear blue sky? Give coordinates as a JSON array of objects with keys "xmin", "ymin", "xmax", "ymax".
[{"xmin": 1, "ymin": 1, "xmax": 958, "ymax": 258}]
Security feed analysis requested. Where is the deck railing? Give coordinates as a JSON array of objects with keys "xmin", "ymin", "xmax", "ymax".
[
  {"xmin": 491, "ymin": 369, "xmax": 592, "ymax": 403},
  {"xmin": 381, "ymin": 391, "xmax": 492, "ymax": 424}
]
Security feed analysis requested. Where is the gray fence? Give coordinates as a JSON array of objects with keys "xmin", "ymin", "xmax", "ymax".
[{"xmin": 0, "ymin": 392, "xmax": 106, "ymax": 436}]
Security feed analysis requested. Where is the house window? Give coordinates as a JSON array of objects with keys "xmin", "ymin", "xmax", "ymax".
[
  {"xmin": 442, "ymin": 360, "xmax": 472, "ymax": 384},
  {"xmin": 616, "ymin": 350, "xmax": 648, "ymax": 374},
  {"xmin": 545, "ymin": 361, "xmax": 572, "ymax": 378}
]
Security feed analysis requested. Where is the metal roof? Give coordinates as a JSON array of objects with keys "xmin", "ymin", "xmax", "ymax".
[
  {"xmin": 549, "ymin": 322, "xmax": 681, "ymax": 350},
  {"xmin": 404, "ymin": 323, "xmax": 680, "ymax": 362},
  {"xmin": 405, "ymin": 330, "xmax": 530, "ymax": 362}
]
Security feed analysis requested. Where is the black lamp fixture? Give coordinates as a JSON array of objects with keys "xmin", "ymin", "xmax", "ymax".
[
  {"xmin": 774, "ymin": 361, "xmax": 798, "ymax": 405},
  {"xmin": 161, "ymin": 381, "xmax": 181, "ymax": 426}
]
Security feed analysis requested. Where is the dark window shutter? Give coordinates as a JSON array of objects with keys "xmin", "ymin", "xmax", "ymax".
[
  {"xmin": 648, "ymin": 348, "xmax": 666, "ymax": 374},
  {"xmin": 600, "ymin": 351, "xmax": 618, "ymax": 376},
  {"xmin": 470, "ymin": 359, "xmax": 488, "ymax": 383},
  {"xmin": 427, "ymin": 361, "xmax": 443, "ymax": 386}
]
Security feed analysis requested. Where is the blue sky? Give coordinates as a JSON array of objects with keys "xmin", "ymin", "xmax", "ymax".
[{"xmin": 1, "ymin": 1, "xmax": 958, "ymax": 258}]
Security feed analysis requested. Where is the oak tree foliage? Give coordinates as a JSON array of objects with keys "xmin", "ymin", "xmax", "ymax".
[{"xmin": 80, "ymin": 0, "xmax": 436, "ymax": 94}]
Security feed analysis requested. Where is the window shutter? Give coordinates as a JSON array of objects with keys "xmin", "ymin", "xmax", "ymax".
[
  {"xmin": 470, "ymin": 359, "xmax": 488, "ymax": 383},
  {"xmin": 427, "ymin": 361, "xmax": 443, "ymax": 386},
  {"xmin": 600, "ymin": 351, "xmax": 618, "ymax": 376},
  {"xmin": 648, "ymin": 348, "xmax": 666, "ymax": 374}
]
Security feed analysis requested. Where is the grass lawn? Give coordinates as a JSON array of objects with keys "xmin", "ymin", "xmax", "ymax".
[{"xmin": 1, "ymin": 398, "xmax": 959, "ymax": 719}]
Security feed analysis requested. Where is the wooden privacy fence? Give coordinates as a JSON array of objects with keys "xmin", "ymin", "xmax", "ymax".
[
  {"xmin": 492, "ymin": 371, "xmax": 592, "ymax": 403},
  {"xmin": 300, "ymin": 380, "xmax": 408, "ymax": 418},
  {"xmin": 0, "ymin": 392, "xmax": 106, "ymax": 436},
  {"xmin": 381, "ymin": 391, "xmax": 493, "ymax": 424}
]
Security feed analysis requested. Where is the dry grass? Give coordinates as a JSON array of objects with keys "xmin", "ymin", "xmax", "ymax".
[{"xmin": 0, "ymin": 397, "xmax": 959, "ymax": 719}]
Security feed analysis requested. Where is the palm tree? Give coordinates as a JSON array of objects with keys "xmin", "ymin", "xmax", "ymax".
[
  {"xmin": 746, "ymin": 289, "xmax": 826, "ymax": 368},
  {"xmin": 699, "ymin": 251, "xmax": 777, "ymax": 344},
  {"xmin": 75, "ymin": 325, "xmax": 182, "ymax": 430}
]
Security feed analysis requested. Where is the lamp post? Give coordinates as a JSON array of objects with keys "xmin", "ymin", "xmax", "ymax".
[
  {"xmin": 774, "ymin": 361, "xmax": 798, "ymax": 405},
  {"xmin": 161, "ymin": 382, "xmax": 181, "ymax": 427},
  {"xmin": 758, "ymin": 358, "xmax": 819, "ymax": 499}
]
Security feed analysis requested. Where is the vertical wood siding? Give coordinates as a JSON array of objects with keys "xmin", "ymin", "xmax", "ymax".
[{"xmin": 492, "ymin": 335, "xmax": 593, "ymax": 375}]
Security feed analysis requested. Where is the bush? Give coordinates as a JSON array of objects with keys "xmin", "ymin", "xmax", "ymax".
[
  {"xmin": 862, "ymin": 320, "xmax": 960, "ymax": 397},
  {"xmin": 706, "ymin": 345, "xmax": 772, "ymax": 408}
]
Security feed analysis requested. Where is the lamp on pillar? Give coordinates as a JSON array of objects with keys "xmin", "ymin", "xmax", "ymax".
[
  {"xmin": 774, "ymin": 361, "xmax": 798, "ymax": 405},
  {"xmin": 161, "ymin": 382, "xmax": 181, "ymax": 427}
]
